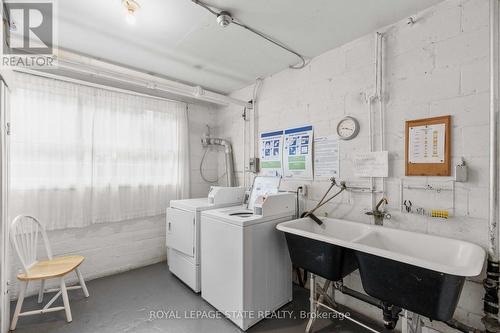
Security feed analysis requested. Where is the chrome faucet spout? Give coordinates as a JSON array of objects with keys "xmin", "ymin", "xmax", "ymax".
[
  {"xmin": 376, "ymin": 198, "xmax": 388, "ymax": 211},
  {"xmin": 366, "ymin": 198, "xmax": 391, "ymax": 226}
]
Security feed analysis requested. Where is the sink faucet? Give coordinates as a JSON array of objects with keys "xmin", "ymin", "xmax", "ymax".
[{"xmin": 366, "ymin": 198, "xmax": 391, "ymax": 226}]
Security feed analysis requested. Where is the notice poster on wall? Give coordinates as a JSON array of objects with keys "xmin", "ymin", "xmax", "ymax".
[
  {"xmin": 314, "ymin": 135, "xmax": 340, "ymax": 180},
  {"xmin": 352, "ymin": 151, "xmax": 389, "ymax": 178},
  {"xmin": 283, "ymin": 126, "xmax": 313, "ymax": 179},
  {"xmin": 408, "ymin": 124, "xmax": 446, "ymax": 164},
  {"xmin": 259, "ymin": 130, "xmax": 284, "ymax": 176}
]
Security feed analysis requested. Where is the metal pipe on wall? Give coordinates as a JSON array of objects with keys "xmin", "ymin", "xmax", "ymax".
[
  {"xmin": 376, "ymin": 32, "xmax": 386, "ymax": 198},
  {"xmin": 243, "ymin": 107, "xmax": 247, "ymax": 187},
  {"xmin": 368, "ymin": 34, "xmax": 376, "ymax": 210},
  {"xmin": 252, "ymin": 78, "xmax": 263, "ymax": 183},
  {"xmin": 368, "ymin": 32, "xmax": 384, "ymax": 210},
  {"xmin": 485, "ymin": 0, "xmax": 500, "ymax": 331},
  {"xmin": 53, "ymin": 49, "xmax": 253, "ymax": 109},
  {"xmin": 201, "ymin": 137, "xmax": 236, "ymax": 187},
  {"xmin": 224, "ymin": 144, "xmax": 236, "ymax": 187},
  {"xmin": 488, "ymin": 0, "xmax": 499, "ymax": 263}
]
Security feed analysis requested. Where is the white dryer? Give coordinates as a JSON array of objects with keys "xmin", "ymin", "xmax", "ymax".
[
  {"xmin": 166, "ymin": 186, "xmax": 246, "ymax": 292},
  {"xmin": 200, "ymin": 177, "xmax": 295, "ymax": 331}
]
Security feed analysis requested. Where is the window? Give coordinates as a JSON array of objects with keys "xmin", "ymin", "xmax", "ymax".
[{"xmin": 10, "ymin": 73, "xmax": 189, "ymax": 230}]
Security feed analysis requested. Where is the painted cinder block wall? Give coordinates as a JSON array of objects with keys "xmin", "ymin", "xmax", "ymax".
[
  {"xmin": 214, "ymin": 0, "xmax": 489, "ymax": 330},
  {"xmin": 7, "ymin": 102, "xmax": 219, "ymax": 299}
]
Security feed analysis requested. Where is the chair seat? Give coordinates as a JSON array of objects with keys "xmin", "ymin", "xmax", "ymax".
[{"xmin": 17, "ymin": 255, "xmax": 85, "ymax": 281}]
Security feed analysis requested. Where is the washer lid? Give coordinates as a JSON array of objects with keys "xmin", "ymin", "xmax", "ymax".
[
  {"xmin": 202, "ymin": 205, "xmax": 295, "ymax": 227},
  {"xmin": 169, "ymin": 198, "xmax": 215, "ymax": 211}
]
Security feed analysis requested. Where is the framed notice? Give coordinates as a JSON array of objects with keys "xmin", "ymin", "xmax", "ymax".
[{"xmin": 405, "ymin": 116, "xmax": 451, "ymax": 176}]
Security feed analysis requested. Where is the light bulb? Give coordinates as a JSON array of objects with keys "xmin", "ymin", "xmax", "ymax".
[{"xmin": 125, "ymin": 9, "xmax": 136, "ymax": 25}]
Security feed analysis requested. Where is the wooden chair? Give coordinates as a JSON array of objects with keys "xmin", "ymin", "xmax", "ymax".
[{"xmin": 9, "ymin": 215, "xmax": 89, "ymax": 330}]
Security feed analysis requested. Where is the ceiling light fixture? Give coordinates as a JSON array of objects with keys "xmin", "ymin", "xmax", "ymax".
[
  {"xmin": 216, "ymin": 11, "xmax": 232, "ymax": 28},
  {"xmin": 122, "ymin": 0, "xmax": 140, "ymax": 25}
]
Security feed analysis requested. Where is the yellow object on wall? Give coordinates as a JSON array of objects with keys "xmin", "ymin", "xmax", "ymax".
[{"xmin": 431, "ymin": 210, "xmax": 449, "ymax": 219}]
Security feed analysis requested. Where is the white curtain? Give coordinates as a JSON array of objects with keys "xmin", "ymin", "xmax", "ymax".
[{"xmin": 10, "ymin": 72, "xmax": 190, "ymax": 230}]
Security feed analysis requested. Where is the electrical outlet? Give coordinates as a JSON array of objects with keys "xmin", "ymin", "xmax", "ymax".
[
  {"xmin": 248, "ymin": 157, "xmax": 259, "ymax": 173},
  {"xmin": 298, "ymin": 185, "xmax": 308, "ymax": 196}
]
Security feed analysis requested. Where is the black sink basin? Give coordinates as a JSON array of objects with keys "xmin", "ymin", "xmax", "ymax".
[
  {"xmin": 355, "ymin": 251, "xmax": 465, "ymax": 321},
  {"xmin": 284, "ymin": 233, "xmax": 358, "ymax": 281},
  {"xmin": 277, "ymin": 217, "xmax": 485, "ymax": 323}
]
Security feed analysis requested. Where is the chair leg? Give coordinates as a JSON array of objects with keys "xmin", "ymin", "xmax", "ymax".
[
  {"xmin": 60, "ymin": 278, "xmax": 72, "ymax": 323},
  {"xmin": 38, "ymin": 279, "xmax": 45, "ymax": 303},
  {"xmin": 75, "ymin": 268, "xmax": 89, "ymax": 298},
  {"xmin": 10, "ymin": 281, "xmax": 28, "ymax": 331}
]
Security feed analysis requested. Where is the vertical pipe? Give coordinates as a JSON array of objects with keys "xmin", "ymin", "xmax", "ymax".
[
  {"xmin": 489, "ymin": 0, "xmax": 499, "ymax": 264},
  {"xmin": 250, "ymin": 79, "xmax": 262, "ymax": 186},
  {"xmin": 225, "ymin": 143, "xmax": 235, "ymax": 187},
  {"xmin": 485, "ymin": 1, "xmax": 500, "ymax": 331},
  {"xmin": 204, "ymin": 138, "xmax": 235, "ymax": 186},
  {"xmin": 243, "ymin": 108, "xmax": 247, "ymax": 187},
  {"xmin": 369, "ymin": 32, "xmax": 384, "ymax": 210},
  {"xmin": 400, "ymin": 179, "xmax": 404, "ymax": 213},
  {"xmin": 368, "ymin": 34, "xmax": 377, "ymax": 211},
  {"xmin": 377, "ymin": 32, "xmax": 386, "ymax": 198}
]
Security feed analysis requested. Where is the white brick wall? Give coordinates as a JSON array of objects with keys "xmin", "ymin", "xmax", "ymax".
[
  {"xmin": 214, "ymin": 0, "xmax": 490, "ymax": 331},
  {"xmin": 8, "ymin": 102, "xmax": 219, "ymax": 299}
]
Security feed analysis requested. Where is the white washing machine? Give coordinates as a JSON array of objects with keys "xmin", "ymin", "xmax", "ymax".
[
  {"xmin": 200, "ymin": 177, "xmax": 295, "ymax": 331},
  {"xmin": 166, "ymin": 186, "xmax": 246, "ymax": 292}
]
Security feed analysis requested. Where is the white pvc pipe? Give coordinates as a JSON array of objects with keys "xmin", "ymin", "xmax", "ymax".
[
  {"xmin": 243, "ymin": 109, "xmax": 247, "ymax": 187},
  {"xmin": 55, "ymin": 59, "xmax": 252, "ymax": 108},
  {"xmin": 489, "ymin": 0, "xmax": 499, "ymax": 261},
  {"xmin": 369, "ymin": 77, "xmax": 374, "ymax": 208},
  {"xmin": 376, "ymin": 32, "xmax": 386, "ymax": 198},
  {"xmin": 368, "ymin": 33, "xmax": 379, "ymax": 210},
  {"xmin": 14, "ymin": 47, "xmax": 252, "ymax": 108},
  {"xmin": 14, "ymin": 68, "xmax": 180, "ymax": 104}
]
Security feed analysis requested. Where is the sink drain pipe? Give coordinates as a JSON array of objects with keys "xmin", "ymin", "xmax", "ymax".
[
  {"xmin": 486, "ymin": 0, "xmax": 500, "ymax": 332},
  {"xmin": 334, "ymin": 282, "xmax": 383, "ymax": 309},
  {"xmin": 317, "ymin": 278, "xmax": 480, "ymax": 332},
  {"xmin": 334, "ymin": 281, "xmax": 401, "ymax": 330}
]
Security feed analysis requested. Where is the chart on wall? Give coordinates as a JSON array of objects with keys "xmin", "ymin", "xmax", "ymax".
[
  {"xmin": 314, "ymin": 135, "xmax": 340, "ymax": 179},
  {"xmin": 283, "ymin": 126, "xmax": 313, "ymax": 179},
  {"xmin": 408, "ymin": 124, "xmax": 446, "ymax": 164},
  {"xmin": 259, "ymin": 130, "xmax": 284, "ymax": 176}
]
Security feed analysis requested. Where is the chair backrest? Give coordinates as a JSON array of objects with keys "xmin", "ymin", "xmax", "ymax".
[{"xmin": 10, "ymin": 216, "xmax": 53, "ymax": 273}]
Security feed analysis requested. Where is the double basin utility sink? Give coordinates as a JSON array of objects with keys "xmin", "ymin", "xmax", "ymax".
[{"xmin": 276, "ymin": 217, "xmax": 486, "ymax": 321}]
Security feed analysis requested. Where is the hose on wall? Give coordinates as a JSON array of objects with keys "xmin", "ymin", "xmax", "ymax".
[
  {"xmin": 200, "ymin": 137, "xmax": 236, "ymax": 187},
  {"xmin": 199, "ymin": 148, "xmax": 226, "ymax": 183}
]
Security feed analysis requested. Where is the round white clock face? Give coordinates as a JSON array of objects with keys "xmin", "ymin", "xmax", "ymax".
[{"xmin": 337, "ymin": 116, "xmax": 360, "ymax": 140}]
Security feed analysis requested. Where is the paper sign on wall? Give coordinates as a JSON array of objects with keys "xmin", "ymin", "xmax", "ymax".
[
  {"xmin": 314, "ymin": 135, "xmax": 340, "ymax": 180},
  {"xmin": 283, "ymin": 126, "xmax": 313, "ymax": 179},
  {"xmin": 259, "ymin": 130, "xmax": 284, "ymax": 176},
  {"xmin": 353, "ymin": 151, "xmax": 389, "ymax": 178},
  {"xmin": 408, "ymin": 124, "xmax": 446, "ymax": 164}
]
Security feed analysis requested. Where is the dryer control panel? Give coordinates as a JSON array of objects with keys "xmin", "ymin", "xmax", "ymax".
[{"xmin": 253, "ymin": 193, "xmax": 296, "ymax": 217}]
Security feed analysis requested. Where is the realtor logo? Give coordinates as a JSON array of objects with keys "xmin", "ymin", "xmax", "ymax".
[{"xmin": 2, "ymin": 0, "xmax": 57, "ymax": 67}]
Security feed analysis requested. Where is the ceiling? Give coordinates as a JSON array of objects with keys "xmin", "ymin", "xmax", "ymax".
[{"xmin": 56, "ymin": 0, "xmax": 445, "ymax": 94}]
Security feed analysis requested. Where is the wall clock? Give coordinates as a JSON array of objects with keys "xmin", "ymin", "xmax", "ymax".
[{"xmin": 336, "ymin": 116, "xmax": 360, "ymax": 140}]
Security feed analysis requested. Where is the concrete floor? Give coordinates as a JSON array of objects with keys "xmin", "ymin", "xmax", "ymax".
[{"xmin": 10, "ymin": 263, "xmax": 380, "ymax": 333}]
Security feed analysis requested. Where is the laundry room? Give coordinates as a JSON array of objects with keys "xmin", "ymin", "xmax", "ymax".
[{"xmin": 0, "ymin": 0, "xmax": 496, "ymax": 332}]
